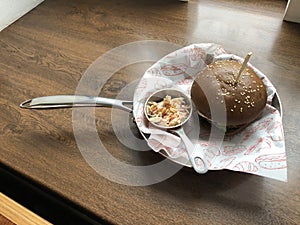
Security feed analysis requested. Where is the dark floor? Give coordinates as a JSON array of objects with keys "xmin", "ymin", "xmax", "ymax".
[{"xmin": 0, "ymin": 164, "xmax": 109, "ymax": 225}]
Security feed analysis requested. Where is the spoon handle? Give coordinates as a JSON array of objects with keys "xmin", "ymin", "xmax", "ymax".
[
  {"xmin": 20, "ymin": 95, "xmax": 133, "ymax": 112},
  {"xmin": 173, "ymin": 128, "xmax": 208, "ymax": 174}
]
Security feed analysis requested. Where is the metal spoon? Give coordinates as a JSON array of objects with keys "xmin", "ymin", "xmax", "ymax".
[
  {"xmin": 144, "ymin": 88, "xmax": 208, "ymax": 174},
  {"xmin": 20, "ymin": 91, "xmax": 208, "ymax": 173}
]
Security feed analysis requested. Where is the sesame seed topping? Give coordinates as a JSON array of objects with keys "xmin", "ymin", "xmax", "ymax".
[{"xmin": 240, "ymin": 107, "xmax": 243, "ymax": 112}]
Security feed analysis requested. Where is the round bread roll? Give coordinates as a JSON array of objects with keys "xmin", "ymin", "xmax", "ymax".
[{"xmin": 191, "ymin": 60, "xmax": 267, "ymax": 128}]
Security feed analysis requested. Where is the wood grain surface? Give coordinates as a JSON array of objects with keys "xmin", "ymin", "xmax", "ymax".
[
  {"xmin": 0, "ymin": 214, "xmax": 15, "ymax": 225},
  {"xmin": 0, "ymin": 0, "xmax": 300, "ymax": 224}
]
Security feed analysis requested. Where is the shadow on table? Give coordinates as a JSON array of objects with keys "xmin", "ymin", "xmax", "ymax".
[{"xmin": 148, "ymin": 164, "xmax": 265, "ymax": 214}]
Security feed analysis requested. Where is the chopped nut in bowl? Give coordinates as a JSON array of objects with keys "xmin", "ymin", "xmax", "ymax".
[{"xmin": 144, "ymin": 89, "xmax": 192, "ymax": 129}]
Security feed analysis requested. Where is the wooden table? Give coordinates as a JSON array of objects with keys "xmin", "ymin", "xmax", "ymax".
[{"xmin": 1, "ymin": 0, "xmax": 299, "ymax": 224}]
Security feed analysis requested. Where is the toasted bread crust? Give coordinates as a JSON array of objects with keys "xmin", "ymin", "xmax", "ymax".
[{"xmin": 191, "ymin": 60, "xmax": 267, "ymax": 126}]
